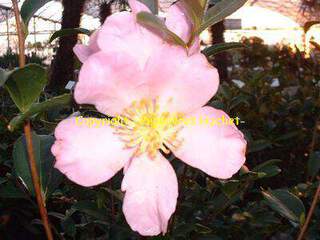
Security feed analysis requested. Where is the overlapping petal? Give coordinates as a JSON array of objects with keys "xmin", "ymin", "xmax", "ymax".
[
  {"xmin": 144, "ymin": 44, "xmax": 219, "ymax": 114},
  {"xmin": 173, "ymin": 107, "xmax": 247, "ymax": 179},
  {"xmin": 97, "ymin": 11, "xmax": 163, "ymax": 69},
  {"xmin": 121, "ymin": 154, "xmax": 178, "ymax": 236},
  {"xmin": 52, "ymin": 117, "xmax": 133, "ymax": 186},
  {"xmin": 74, "ymin": 51, "xmax": 149, "ymax": 116},
  {"xmin": 188, "ymin": 36, "xmax": 201, "ymax": 55},
  {"xmin": 73, "ymin": 30, "xmax": 100, "ymax": 63},
  {"xmin": 165, "ymin": 2, "xmax": 192, "ymax": 44},
  {"xmin": 128, "ymin": 0, "xmax": 151, "ymax": 14},
  {"xmin": 53, "ymin": 2, "xmax": 247, "ymax": 237}
]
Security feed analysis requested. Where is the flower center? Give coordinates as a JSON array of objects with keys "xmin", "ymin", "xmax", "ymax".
[{"xmin": 114, "ymin": 98, "xmax": 183, "ymax": 159}]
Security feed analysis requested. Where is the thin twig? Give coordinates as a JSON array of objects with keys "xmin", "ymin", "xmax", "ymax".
[
  {"xmin": 11, "ymin": 1, "xmax": 54, "ymax": 239},
  {"xmin": 297, "ymin": 119, "xmax": 320, "ymax": 240},
  {"xmin": 24, "ymin": 122, "xmax": 54, "ymax": 240},
  {"xmin": 309, "ymin": 120, "xmax": 319, "ymax": 154},
  {"xmin": 11, "ymin": 0, "xmax": 25, "ymax": 68},
  {"xmin": 297, "ymin": 183, "xmax": 320, "ymax": 240}
]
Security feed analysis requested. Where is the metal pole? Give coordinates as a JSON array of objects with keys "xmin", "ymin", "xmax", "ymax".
[
  {"xmin": 33, "ymin": 17, "xmax": 36, "ymax": 43},
  {"xmin": 6, "ymin": 10, "xmax": 10, "ymax": 49}
]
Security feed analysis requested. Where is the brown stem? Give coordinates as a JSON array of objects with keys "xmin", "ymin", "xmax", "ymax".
[
  {"xmin": 11, "ymin": 0, "xmax": 25, "ymax": 67},
  {"xmin": 309, "ymin": 120, "xmax": 319, "ymax": 154},
  {"xmin": 307, "ymin": 119, "xmax": 319, "ymax": 182},
  {"xmin": 297, "ymin": 183, "xmax": 320, "ymax": 240},
  {"xmin": 11, "ymin": 1, "xmax": 54, "ymax": 240},
  {"xmin": 298, "ymin": 119, "xmax": 320, "ymax": 240}
]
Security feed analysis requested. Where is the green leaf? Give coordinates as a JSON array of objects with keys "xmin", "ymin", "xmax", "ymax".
[
  {"xmin": 248, "ymin": 139, "xmax": 272, "ymax": 153},
  {"xmin": 180, "ymin": 0, "xmax": 207, "ymax": 39},
  {"xmin": 307, "ymin": 151, "xmax": 320, "ymax": 178},
  {"xmin": 258, "ymin": 165, "xmax": 281, "ymax": 178},
  {"xmin": 72, "ymin": 201, "xmax": 108, "ymax": 221},
  {"xmin": 274, "ymin": 131, "xmax": 300, "ymax": 142},
  {"xmin": 137, "ymin": 12, "xmax": 187, "ymax": 47},
  {"xmin": 102, "ymin": 187, "xmax": 124, "ymax": 201},
  {"xmin": 0, "ymin": 68, "xmax": 11, "ymax": 87},
  {"xmin": 21, "ymin": 0, "xmax": 52, "ymax": 28},
  {"xmin": 8, "ymin": 94, "xmax": 72, "ymax": 132},
  {"xmin": 229, "ymin": 94, "xmax": 251, "ymax": 110},
  {"xmin": 0, "ymin": 181, "xmax": 27, "ymax": 199},
  {"xmin": 61, "ymin": 216, "xmax": 76, "ymax": 237},
  {"xmin": 262, "ymin": 189, "xmax": 305, "ymax": 225},
  {"xmin": 137, "ymin": 0, "xmax": 159, "ymax": 14},
  {"xmin": 49, "ymin": 28, "xmax": 91, "ymax": 43},
  {"xmin": 0, "ymin": 177, "xmax": 7, "ymax": 185},
  {"xmin": 4, "ymin": 64, "xmax": 47, "ymax": 113},
  {"xmin": 202, "ymin": 42, "xmax": 245, "ymax": 57},
  {"xmin": 13, "ymin": 132, "xmax": 63, "ymax": 199},
  {"xmin": 252, "ymin": 159, "xmax": 282, "ymax": 178},
  {"xmin": 220, "ymin": 180, "xmax": 240, "ymax": 198},
  {"xmin": 199, "ymin": 0, "xmax": 248, "ymax": 33}
]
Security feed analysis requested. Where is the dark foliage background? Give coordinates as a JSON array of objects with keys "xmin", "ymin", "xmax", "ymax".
[{"xmin": 0, "ymin": 37, "xmax": 319, "ymax": 239}]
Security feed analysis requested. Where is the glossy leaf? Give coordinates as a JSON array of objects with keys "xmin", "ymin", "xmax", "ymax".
[
  {"xmin": 102, "ymin": 187, "xmax": 124, "ymax": 201},
  {"xmin": 262, "ymin": 189, "xmax": 305, "ymax": 225},
  {"xmin": 202, "ymin": 42, "xmax": 245, "ymax": 57},
  {"xmin": 229, "ymin": 94, "xmax": 251, "ymax": 110},
  {"xmin": 199, "ymin": 0, "xmax": 248, "ymax": 33},
  {"xmin": 180, "ymin": 0, "xmax": 207, "ymax": 36},
  {"xmin": 0, "ymin": 177, "xmax": 6, "ymax": 185},
  {"xmin": 4, "ymin": 64, "xmax": 47, "ymax": 113},
  {"xmin": 307, "ymin": 151, "xmax": 320, "ymax": 178},
  {"xmin": 137, "ymin": 11, "xmax": 187, "ymax": 47},
  {"xmin": 220, "ymin": 180, "xmax": 240, "ymax": 198},
  {"xmin": 0, "ymin": 68, "xmax": 11, "ymax": 87},
  {"xmin": 21, "ymin": 0, "xmax": 52, "ymax": 27},
  {"xmin": 13, "ymin": 132, "xmax": 63, "ymax": 199},
  {"xmin": 49, "ymin": 28, "xmax": 91, "ymax": 43},
  {"xmin": 252, "ymin": 159, "xmax": 282, "ymax": 178},
  {"xmin": 72, "ymin": 201, "xmax": 108, "ymax": 221},
  {"xmin": 0, "ymin": 182, "xmax": 26, "ymax": 199},
  {"xmin": 61, "ymin": 217, "xmax": 76, "ymax": 237},
  {"xmin": 137, "ymin": 0, "xmax": 159, "ymax": 14},
  {"xmin": 274, "ymin": 131, "xmax": 300, "ymax": 142},
  {"xmin": 8, "ymin": 94, "xmax": 72, "ymax": 132},
  {"xmin": 248, "ymin": 139, "xmax": 272, "ymax": 153}
]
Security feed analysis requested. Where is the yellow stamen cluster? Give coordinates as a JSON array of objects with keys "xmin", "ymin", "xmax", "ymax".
[{"xmin": 114, "ymin": 98, "xmax": 183, "ymax": 159}]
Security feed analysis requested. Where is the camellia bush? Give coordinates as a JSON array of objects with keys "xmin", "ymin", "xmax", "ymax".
[{"xmin": 0, "ymin": 0, "xmax": 319, "ymax": 239}]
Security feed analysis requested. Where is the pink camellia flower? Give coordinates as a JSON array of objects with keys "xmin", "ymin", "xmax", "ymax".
[{"xmin": 52, "ymin": 0, "xmax": 247, "ymax": 236}]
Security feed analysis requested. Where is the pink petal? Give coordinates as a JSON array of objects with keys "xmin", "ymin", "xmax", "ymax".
[
  {"xmin": 121, "ymin": 154, "xmax": 178, "ymax": 236},
  {"xmin": 73, "ymin": 30, "xmax": 100, "ymax": 63},
  {"xmin": 145, "ymin": 44, "xmax": 219, "ymax": 114},
  {"xmin": 74, "ymin": 51, "xmax": 149, "ymax": 116},
  {"xmin": 165, "ymin": 2, "xmax": 192, "ymax": 43},
  {"xmin": 188, "ymin": 36, "xmax": 201, "ymax": 55},
  {"xmin": 52, "ymin": 117, "xmax": 133, "ymax": 187},
  {"xmin": 97, "ymin": 11, "xmax": 163, "ymax": 69},
  {"xmin": 173, "ymin": 107, "xmax": 247, "ymax": 179},
  {"xmin": 128, "ymin": 0, "xmax": 151, "ymax": 14}
]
